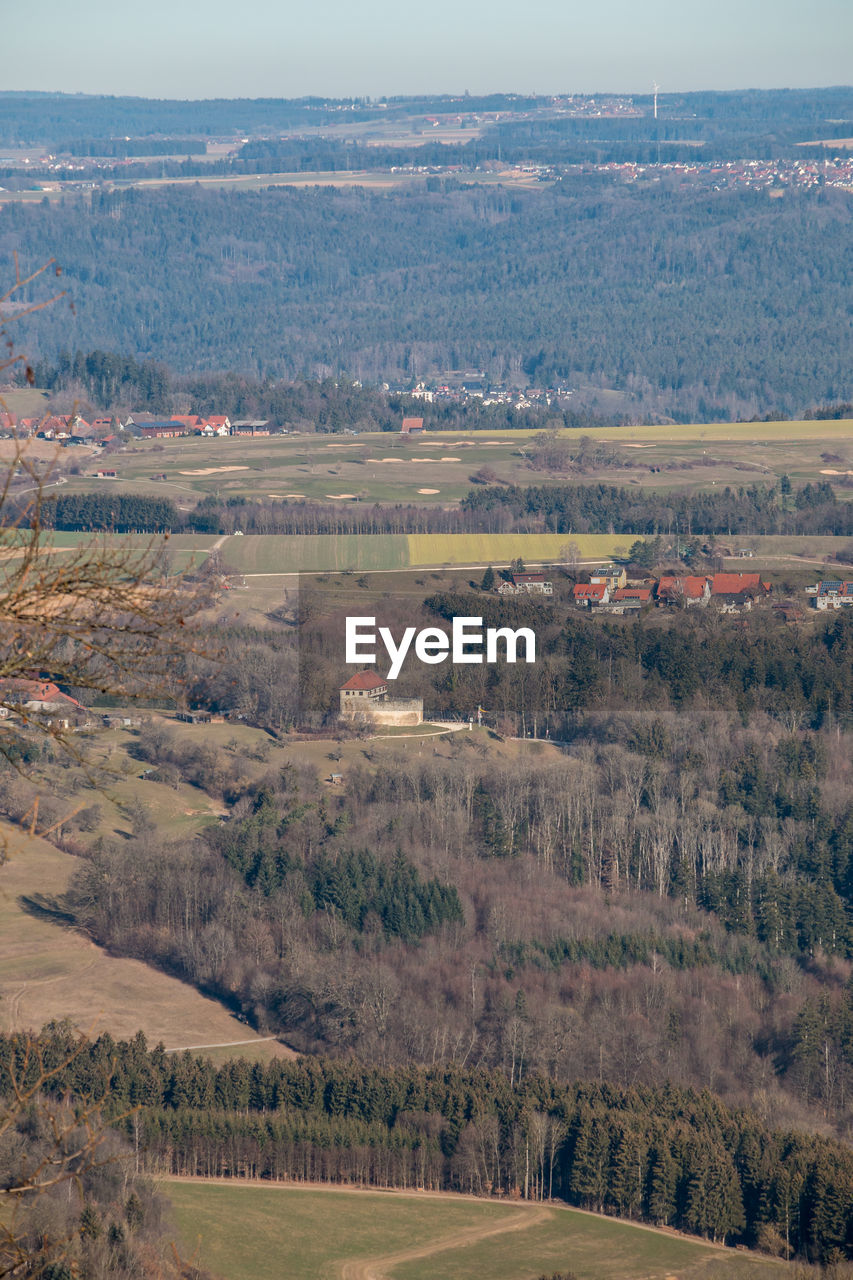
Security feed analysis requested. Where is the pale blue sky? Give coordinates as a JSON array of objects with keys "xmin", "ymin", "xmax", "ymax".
[{"xmin": 8, "ymin": 0, "xmax": 852, "ymax": 98}]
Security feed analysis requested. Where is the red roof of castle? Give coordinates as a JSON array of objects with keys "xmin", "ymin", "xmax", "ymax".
[{"xmin": 340, "ymin": 671, "xmax": 387, "ymax": 691}]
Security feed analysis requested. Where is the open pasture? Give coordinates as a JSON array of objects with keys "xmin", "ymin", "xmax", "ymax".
[
  {"xmin": 0, "ymin": 819, "xmax": 288, "ymax": 1056},
  {"xmin": 55, "ymin": 418, "xmax": 853, "ymax": 509},
  {"xmin": 202, "ymin": 531, "xmax": 628, "ymax": 576},
  {"xmin": 166, "ymin": 1182, "xmax": 787, "ymax": 1280},
  {"xmin": 24, "ymin": 527, "xmax": 848, "ymax": 584}
]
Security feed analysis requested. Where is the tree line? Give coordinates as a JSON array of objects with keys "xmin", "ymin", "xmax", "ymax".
[
  {"xmin": 462, "ymin": 480, "xmax": 853, "ymax": 537},
  {"xmin": 31, "ymin": 477, "xmax": 853, "ymax": 539},
  {"xmin": 8, "ymin": 1026, "xmax": 853, "ymax": 1262}
]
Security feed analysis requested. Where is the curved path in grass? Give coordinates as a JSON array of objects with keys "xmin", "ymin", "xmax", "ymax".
[{"xmin": 339, "ymin": 1204, "xmax": 550, "ymax": 1280}]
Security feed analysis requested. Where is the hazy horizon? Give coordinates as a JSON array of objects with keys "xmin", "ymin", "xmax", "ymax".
[
  {"xmin": 10, "ymin": 0, "xmax": 853, "ymax": 102},
  {"xmin": 3, "ymin": 83, "xmax": 853, "ymax": 103}
]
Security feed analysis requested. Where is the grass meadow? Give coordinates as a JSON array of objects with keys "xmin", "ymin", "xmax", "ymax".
[
  {"xmin": 0, "ymin": 818, "xmax": 288, "ymax": 1055},
  {"xmin": 166, "ymin": 1182, "xmax": 788, "ymax": 1280}
]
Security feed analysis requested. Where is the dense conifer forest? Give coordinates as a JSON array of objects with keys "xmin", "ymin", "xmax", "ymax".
[
  {"xmin": 4, "ymin": 178, "xmax": 853, "ymax": 418},
  {"xmin": 8, "ymin": 1026, "xmax": 853, "ymax": 1262}
]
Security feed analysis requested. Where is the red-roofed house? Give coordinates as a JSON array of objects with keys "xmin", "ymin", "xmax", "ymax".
[
  {"xmin": 612, "ymin": 586, "xmax": 652, "ymax": 604},
  {"xmin": 0, "ymin": 679, "xmax": 84, "ymax": 725},
  {"xmin": 656, "ymin": 576, "xmax": 710, "ymax": 606},
  {"xmin": 710, "ymin": 572, "xmax": 771, "ymax": 612},
  {"xmin": 710, "ymin": 573, "xmax": 769, "ymax": 596},
  {"xmin": 172, "ymin": 415, "xmax": 206, "ymax": 433},
  {"xmin": 573, "ymin": 582, "xmax": 609, "ymax": 606},
  {"xmin": 401, "ymin": 416, "xmax": 425, "ymax": 435}
]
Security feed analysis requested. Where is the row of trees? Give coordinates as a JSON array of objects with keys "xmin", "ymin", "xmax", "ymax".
[
  {"xmin": 462, "ymin": 479, "xmax": 853, "ymax": 537},
  {"xmin": 29, "ymin": 477, "xmax": 853, "ymax": 540},
  {"xmin": 10, "ymin": 1028, "xmax": 853, "ymax": 1261}
]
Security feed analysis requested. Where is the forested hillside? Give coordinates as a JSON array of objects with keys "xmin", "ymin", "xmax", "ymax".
[
  {"xmin": 11, "ymin": 1026, "xmax": 853, "ymax": 1262},
  {"xmin": 11, "ymin": 602, "xmax": 853, "ymax": 1157},
  {"xmin": 4, "ymin": 180, "xmax": 853, "ymax": 417}
]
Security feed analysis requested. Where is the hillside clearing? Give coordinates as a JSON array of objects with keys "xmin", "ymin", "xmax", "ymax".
[
  {"xmin": 166, "ymin": 1182, "xmax": 787, "ymax": 1280},
  {"xmin": 0, "ymin": 820, "xmax": 292, "ymax": 1058}
]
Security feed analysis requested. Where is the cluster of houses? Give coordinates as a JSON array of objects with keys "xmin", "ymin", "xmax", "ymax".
[
  {"xmin": 0, "ymin": 411, "xmax": 276, "ymax": 443},
  {"xmin": 490, "ymin": 567, "xmax": 775, "ymax": 613},
  {"xmin": 572, "ymin": 568, "xmax": 772, "ymax": 613},
  {"xmin": 396, "ymin": 381, "xmax": 575, "ymax": 410},
  {"xmin": 484, "ymin": 566, "xmax": 776, "ymax": 613},
  {"xmin": 0, "ymin": 411, "xmax": 119, "ymax": 446}
]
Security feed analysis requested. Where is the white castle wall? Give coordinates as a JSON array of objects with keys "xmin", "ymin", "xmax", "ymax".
[{"xmin": 342, "ymin": 697, "xmax": 423, "ymax": 727}]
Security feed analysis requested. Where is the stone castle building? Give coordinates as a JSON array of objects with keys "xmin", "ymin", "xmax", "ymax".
[{"xmin": 339, "ymin": 671, "xmax": 423, "ymax": 727}]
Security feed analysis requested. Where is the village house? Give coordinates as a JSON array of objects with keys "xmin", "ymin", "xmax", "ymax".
[
  {"xmin": 656, "ymin": 576, "xmax": 711, "ymax": 606},
  {"xmin": 400, "ymin": 416, "xmax": 425, "ymax": 435},
  {"xmin": 611, "ymin": 586, "xmax": 652, "ymax": 609},
  {"xmin": 339, "ymin": 671, "xmax": 423, "ymax": 726},
  {"xmin": 710, "ymin": 572, "xmax": 770, "ymax": 597},
  {"xmin": 69, "ymin": 413, "xmax": 94, "ymax": 439},
  {"xmin": 497, "ymin": 572, "xmax": 554, "ymax": 597},
  {"xmin": 0, "ymin": 679, "xmax": 85, "ymax": 729},
  {"xmin": 573, "ymin": 582, "xmax": 609, "ymax": 607},
  {"xmin": 589, "ymin": 566, "xmax": 627, "ymax": 592},
  {"xmin": 171, "ymin": 415, "xmax": 206, "ymax": 433},
  {"xmin": 709, "ymin": 572, "xmax": 771, "ymax": 612},
  {"xmin": 811, "ymin": 580, "xmax": 853, "ymax": 609},
  {"xmin": 409, "ymin": 383, "xmax": 434, "ymax": 403}
]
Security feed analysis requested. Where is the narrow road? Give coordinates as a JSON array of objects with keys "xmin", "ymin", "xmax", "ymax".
[
  {"xmin": 240, "ymin": 559, "xmax": 604, "ymax": 580},
  {"xmin": 339, "ymin": 1204, "xmax": 550, "ymax": 1280}
]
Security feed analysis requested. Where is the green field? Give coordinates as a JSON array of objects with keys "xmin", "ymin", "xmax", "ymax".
[
  {"xmin": 406, "ymin": 533, "xmax": 628, "ymax": 567},
  {"xmin": 213, "ymin": 532, "xmax": 626, "ymax": 574},
  {"xmin": 166, "ymin": 1182, "xmax": 787, "ymax": 1280},
  {"xmin": 23, "ymin": 528, "xmax": 851, "ymax": 580},
  {"xmin": 222, "ymin": 534, "xmax": 409, "ymax": 574},
  {"xmin": 39, "ymin": 417, "xmax": 853, "ymax": 510}
]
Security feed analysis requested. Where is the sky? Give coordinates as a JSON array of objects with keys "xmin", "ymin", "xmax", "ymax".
[{"xmin": 7, "ymin": 0, "xmax": 852, "ymax": 99}]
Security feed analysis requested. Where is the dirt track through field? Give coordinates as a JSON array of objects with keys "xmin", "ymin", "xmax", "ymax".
[{"xmin": 338, "ymin": 1204, "xmax": 549, "ymax": 1280}]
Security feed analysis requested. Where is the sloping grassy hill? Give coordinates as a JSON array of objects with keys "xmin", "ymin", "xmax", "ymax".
[{"xmin": 167, "ymin": 1182, "xmax": 787, "ymax": 1280}]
